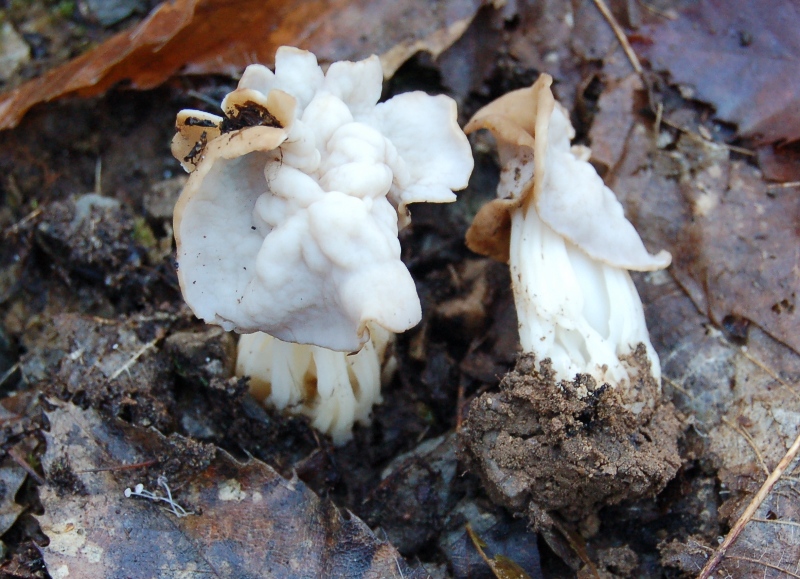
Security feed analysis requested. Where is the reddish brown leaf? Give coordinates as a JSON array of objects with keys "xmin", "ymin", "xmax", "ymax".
[
  {"xmin": 588, "ymin": 74, "xmax": 643, "ymax": 175},
  {"xmin": 607, "ymin": 103, "xmax": 800, "ymax": 356},
  {"xmin": 38, "ymin": 401, "xmax": 421, "ymax": 579},
  {"xmin": 0, "ymin": 0, "xmax": 482, "ymax": 130},
  {"xmin": 757, "ymin": 143, "xmax": 800, "ymax": 183},
  {"xmin": 642, "ymin": 0, "xmax": 800, "ymax": 144}
]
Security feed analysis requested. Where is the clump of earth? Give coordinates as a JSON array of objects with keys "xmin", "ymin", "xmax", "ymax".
[{"xmin": 461, "ymin": 345, "xmax": 682, "ymax": 526}]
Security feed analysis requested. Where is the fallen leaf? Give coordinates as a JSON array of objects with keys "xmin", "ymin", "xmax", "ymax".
[
  {"xmin": 588, "ymin": 73, "xmax": 643, "ymax": 175},
  {"xmin": 757, "ymin": 143, "xmax": 800, "ymax": 183},
  {"xmin": 639, "ymin": 269, "xmax": 800, "ymax": 579},
  {"xmin": 0, "ymin": 0, "xmax": 483, "ymax": 130},
  {"xmin": 0, "ymin": 460, "xmax": 27, "ymax": 535},
  {"xmin": 363, "ymin": 433, "xmax": 458, "ymax": 555},
  {"xmin": 439, "ymin": 500, "xmax": 543, "ymax": 579},
  {"xmin": 606, "ymin": 111, "xmax": 800, "ymax": 358},
  {"xmin": 38, "ymin": 401, "xmax": 421, "ymax": 579},
  {"xmin": 22, "ymin": 313, "xmax": 175, "ymax": 431},
  {"xmin": 641, "ymin": 0, "xmax": 800, "ymax": 144}
]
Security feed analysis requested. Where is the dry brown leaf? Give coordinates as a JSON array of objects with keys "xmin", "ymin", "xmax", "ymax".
[
  {"xmin": 641, "ymin": 0, "xmax": 800, "ymax": 144},
  {"xmin": 757, "ymin": 143, "xmax": 800, "ymax": 183},
  {"xmin": 38, "ymin": 401, "xmax": 422, "ymax": 579},
  {"xmin": 0, "ymin": 0, "xmax": 483, "ymax": 130},
  {"xmin": 597, "ymin": 76, "xmax": 800, "ymax": 574},
  {"xmin": 588, "ymin": 74, "xmax": 643, "ymax": 175},
  {"xmin": 604, "ymin": 103, "xmax": 800, "ymax": 357},
  {"xmin": 640, "ymin": 271, "xmax": 800, "ymax": 579}
]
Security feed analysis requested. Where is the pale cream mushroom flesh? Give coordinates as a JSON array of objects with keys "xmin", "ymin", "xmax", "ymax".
[
  {"xmin": 172, "ymin": 47, "xmax": 473, "ymax": 443},
  {"xmin": 465, "ymin": 74, "xmax": 670, "ymax": 403}
]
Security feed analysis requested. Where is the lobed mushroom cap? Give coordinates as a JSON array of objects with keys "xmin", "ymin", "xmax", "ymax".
[
  {"xmin": 465, "ymin": 74, "xmax": 670, "ymax": 272},
  {"xmin": 171, "ymin": 47, "xmax": 473, "ymax": 352}
]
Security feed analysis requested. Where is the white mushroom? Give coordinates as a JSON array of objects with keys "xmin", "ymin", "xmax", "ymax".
[
  {"xmin": 172, "ymin": 46, "xmax": 473, "ymax": 442},
  {"xmin": 236, "ymin": 325, "xmax": 394, "ymax": 445},
  {"xmin": 465, "ymin": 74, "xmax": 670, "ymax": 396}
]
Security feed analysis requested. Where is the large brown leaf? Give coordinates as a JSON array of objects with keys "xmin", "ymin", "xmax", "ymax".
[
  {"xmin": 600, "ymin": 96, "xmax": 800, "ymax": 357},
  {"xmin": 38, "ymin": 401, "xmax": 422, "ymax": 578},
  {"xmin": 0, "ymin": 0, "xmax": 482, "ymax": 130},
  {"xmin": 641, "ymin": 0, "xmax": 800, "ymax": 144}
]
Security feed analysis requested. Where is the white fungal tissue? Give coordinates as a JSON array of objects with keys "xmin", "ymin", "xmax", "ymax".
[
  {"xmin": 172, "ymin": 47, "xmax": 473, "ymax": 442},
  {"xmin": 173, "ymin": 46, "xmax": 472, "ymax": 353},
  {"xmin": 465, "ymin": 74, "xmax": 670, "ymax": 393}
]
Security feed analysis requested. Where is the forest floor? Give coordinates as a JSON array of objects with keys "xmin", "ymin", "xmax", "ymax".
[{"xmin": 0, "ymin": 0, "xmax": 799, "ymax": 577}]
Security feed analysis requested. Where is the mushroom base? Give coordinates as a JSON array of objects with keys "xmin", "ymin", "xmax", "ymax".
[
  {"xmin": 460, "ymin": 344, "xmax": 681, "ymax": 525},
  {"xmin": 236, "ymin": 328, "xmax": 394, "ymax": 445}
]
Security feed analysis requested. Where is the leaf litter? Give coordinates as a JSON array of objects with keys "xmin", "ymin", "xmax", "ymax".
[
  {"xmin": 641, "ymin": 0, "xmax": 800, "ymax": 145},
  {"xmin": 39, "ymin": 400, "xmax": 420, "ymax": 579},
  {"xmin": 0, "ymin": 0, "xmax": 799, "ymax": 576},
  {"xmin": 0, "ymin": 0, "xmax": 484, "ymax": 130}
]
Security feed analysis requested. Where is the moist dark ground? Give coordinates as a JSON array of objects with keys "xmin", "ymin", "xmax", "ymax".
[{"xmin": 0, "ymin": 5, "xmax": 785, "ymax": 578}]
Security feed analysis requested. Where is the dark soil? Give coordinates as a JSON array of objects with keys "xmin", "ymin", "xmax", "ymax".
[
  {"xmin": 2, "ymin": 2, "xmax": 789, "ymax": 577},
  {"xmin": 461, "ymin": 347, "xmax": 682, "ymax": 525}
]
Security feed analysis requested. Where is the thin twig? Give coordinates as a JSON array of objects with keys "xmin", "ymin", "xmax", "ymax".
[
  {"xmin": 7, "ymin": 448, "xmax": 45, "ymax": 485},
  {"xmin": 591, "ymin": 0, "xmax": 642, "ymax": 74},
  {"xmin": 108, "ymin": 337, "xmax": 159, "ymax": 381},
  {"xmin": 721, "ymin": 416, "xmax": 769, "ymax": 477},
  {"xmin": 3, "ymin": 207, "xmax": 42, "ymax": 239},
  {"xmin": 766, "ymin": 181, "xmax": 800, "ymax": 191},
  {"xmin": 739, "ymin": 346, "xmax": 800, "ymax": 401},
  {"xmin": 0, "ymin": 362, "xmax": 20, "ymax": 388},
  {"xmin": 698, "ymin": 429, "xmax": 800, "ymax": 578},
  {"xmin": 663, "ymin": 376, "xmax": 695, "ymax": 400},
  {"xmin": 660, "ymin": 118, "xmax": 756, "ymax": 156}
]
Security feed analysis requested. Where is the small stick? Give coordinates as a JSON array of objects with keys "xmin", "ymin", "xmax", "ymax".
[
  {"xmin": 3, "ymin": 207, "xmax": 42, "ymax": 239},
  {"xmin": 767, "ymin": 181, "xmax": 800, "ymax": 191},
  {"xmin": 0, "ymin": 362, "xmax": 20, "ymax": 388},
  {"xmin": 660, "ymin": 118, "xmax": 756, "ymax": 156},
  {"xmin": 77, "ymin": 459, "xmax": 158, "ymax": 474},
  {"xmin": 7, "ymin": 448, "xmax": 45, "ymax": 485},
  {"xmin": 697, "ymin": 429, "xmax": 800, "ymax": 578},
  {"xmin": 108, "ymin": 337, "xmax": 159, "ymax": 381},
  {"xmin": 591, "ymin": 0, "xmax": 643, "ymax": 74}
]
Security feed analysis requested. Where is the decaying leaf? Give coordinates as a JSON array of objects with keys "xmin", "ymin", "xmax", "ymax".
[
  {"xmin": 21, "ymin": 313, "xmax": 175, "ymax": 431},
  {"xmin": 640, "ymin": 269, "xmax": 800, "ymax": 579},
  {"xmin": 0, "ymin": 0, "xmax": 483, "ymax": 130},
  {"xmin": 0, "ymin": 460, "xmax": 27, "ymax": 535},
  {"xmin": 466, "ymin": 524, "xmax": 533, "ymax": 579},
  {"xmin": 588, "ymin": 74, "xmax": 643, "ymax": 175},
  {"xmin": 641, "ymin": 0, "xmax": 800, "ymax": 144},
  {"xmin": 38, "ymin": 401, "xmax": 421, "ymax": 578},
  {"xmin": 603, "ymin": 100, "xmax": 800, "ymax": 358}
]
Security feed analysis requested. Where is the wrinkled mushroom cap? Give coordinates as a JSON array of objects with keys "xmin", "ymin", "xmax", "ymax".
[
  {"xmin": 171, "ymin": 47, "xmax": 473, "ymax": 352},
  {"xmin": 465, "ymin": 74, "xmax": 670, "ymax": 271}
]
